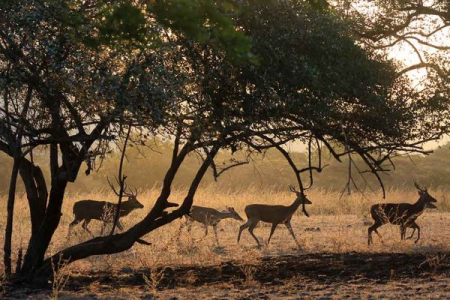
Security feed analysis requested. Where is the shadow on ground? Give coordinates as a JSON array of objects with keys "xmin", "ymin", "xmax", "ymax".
[
  {"xmin": 5, "ymin": 251, "xmax": 450, "ymax": 299},
  {"xmin": 63, "ymin": 252, "xmax": 450, "ymax": 291}
]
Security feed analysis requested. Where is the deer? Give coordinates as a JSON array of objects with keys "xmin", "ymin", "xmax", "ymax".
[
  {"xmin": 68, "ymin": 183, "xmax": 144, "ymax": 236},
  {"xmin": 368, "ymin": 182, "xmax": 437, "ymax": 245},
  {"xmin": 237, "ymin": 185, "xmax": 312, "ymax": 248},
  {"xmin": 182, "ymin": 206, "xmax": 244, "ymax": 244}
]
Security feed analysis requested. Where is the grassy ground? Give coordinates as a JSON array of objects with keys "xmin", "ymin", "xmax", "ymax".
[{"xmin": 2, "ymin": 187, "xmax": 450, "ymax": 299}]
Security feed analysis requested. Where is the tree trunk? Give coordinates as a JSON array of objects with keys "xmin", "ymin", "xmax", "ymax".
[
  {"xmin": 4, "ymin": 157, "xmax": 20, "ymax": 275},
  {"xmin": 19, "ymin": 159, "xmax": 48, "ymax": 238},
  {"xmin": 20, "ymin": 178, "xmax": 67, "ymax": 278}
]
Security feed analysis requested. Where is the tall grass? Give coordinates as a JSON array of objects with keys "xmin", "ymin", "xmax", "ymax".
[{"xmin": 1, "ymin": 187, "xmax": 449, "ymax": 275}]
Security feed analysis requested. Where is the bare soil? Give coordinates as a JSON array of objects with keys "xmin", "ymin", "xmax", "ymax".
[
  {"xmin": 5, "ymin": 251, "xmax": 450, "ymax": 299},
  {"xmin": 3, "ymin": 191, "xmax": 450, "ymax": 299}
]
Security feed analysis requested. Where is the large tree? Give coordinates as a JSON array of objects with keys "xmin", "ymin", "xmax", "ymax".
[
  {"xmin": 0, "ymin": 0, "xmax": 444, "ymax": 283},
  {"xmin": 0, "ymin": 0, "xmax": 252, "ymax": 280}
]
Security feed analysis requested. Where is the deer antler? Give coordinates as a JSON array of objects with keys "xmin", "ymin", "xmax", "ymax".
[
  {"xmin": 414, "ymin": 181, "xmax": 423, "ymax": 191},
  {"xmin": 122, "ymin": 185, "xmax": 138, "ymax": 198},
  {"xmin": 289, "ymin": 184, "xmax": 309, "ymax": 193},
  {"xmin": 289, "ymin": 184, "xmax": 309, "ymax": 217},
  {"xmin": 289, "ymin": 184, "xmax": 298, "ymax": 193}
]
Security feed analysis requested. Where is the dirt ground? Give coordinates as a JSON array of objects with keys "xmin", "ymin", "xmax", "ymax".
[
  {"xmin": 3, "ymin": 190, "xmax": 450, "ymax": 299},
  {"xmin": 5, "ymin": 252, "xmax": 450, "ymax": 299}
]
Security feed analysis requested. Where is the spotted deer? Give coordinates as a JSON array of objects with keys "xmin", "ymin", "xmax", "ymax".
[
  {"xmin": 368, "ymin": 182, "xmax": 437, "ymax": 245},
  {"xmin": 183, "ymin": 206, "xmax": 244, "ymax": 244},
  {"xmin": 68, "ymin": 186, "xmax": 144, "ymax": 236},
  {"xmin": 237, "ymin": 185, "xmax": 312, "ymax": 248}
]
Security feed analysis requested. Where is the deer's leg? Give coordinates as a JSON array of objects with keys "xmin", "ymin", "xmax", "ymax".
[
  {"xmin": 368, "ymin": 224, "xmax": 374, "ymax": 245},
  {"xmin": 68, "ymin": 218, "xmax": 81, "ymax": 237},
  {"xmin": 368, "ymin": 222, "xmax": 382, "ymax": 245},
  {"xmin": 117, "ymin": 220, "xmax": 124, "ymax": 231},
  {"xmin": 374, "ymin": 229, "xmax": 384, "ymax": 245},
  {"xmin": 100, "ymin": 222, "xmax": 106, "ymax": 236},
  {"xmin": 213, "ymin": 225, "xmax": 220, "ymax": 245},
  {"xmin": 406, "ymin": 227, "xmax": 416, "ymax": 240},
  {"xmin": 204, "ymin": 225, "xmax": 209, "ymax": 237},
  {"xmin": 238, "ymin": 220, "xmax": 251, "ymax": 243},
  {"xmin": 267, "ymin": 223, "xmax": 279, "ymax": 244},
  {"xmin": 82, "ymin": 219, "xmax": 94, "ymax": 237},
  {"xmin": 406, "ymin": 221, "xmax": 419, "ymax": 241},
  {"xmin": 69, "ymin": 218, "xmax": 81, "ymax": 228},
  {"xmin": 415, "ymin": 225, "xmax": 421, "ymax": 243},
  {"xmin": 285, "ymin": 221, "xmax": 301, "ymax": 248},
  {"xmin": 182, "ymin": 217, "xmax": 194, "ymax": 233},
  {"xmin": 176, "ymin": 219, "xmax": 185, "ymax": 242},
  {"xmin": 400, "ymin": 226, "xmax": 406, "ymax": 240},
  {"xmin": 408, "ymin": 222, "xmax": 421, "ymax": 243},
  {"xmin": 248, "ymin": 221, "xmax": 261, "ymax": 247},
  {"xmin": 187, "ymin": 220, "xmax": 193, "ymax": 232}
]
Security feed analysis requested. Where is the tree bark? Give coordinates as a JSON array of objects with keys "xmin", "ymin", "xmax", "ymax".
[
  {"xmin": 19, "ymin": 159, "xmax": 48, "ymax": 238},
  {"xmin": 4, "ymin": 157, "xmax": 20, "ymax": 275},
  {"xmin": 20, "ymin": 178, "xmax": 68, "ymax": 278}
]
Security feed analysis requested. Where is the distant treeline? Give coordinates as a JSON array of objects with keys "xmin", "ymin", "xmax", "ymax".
[{"xmin": 1, "ymin": 140, "xmax": 450, "ymax": 195}]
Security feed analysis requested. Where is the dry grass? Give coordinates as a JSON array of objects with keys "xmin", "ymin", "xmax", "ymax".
[
  {"xmin": 1, "ymin": 187, "xmax": 449, "ymax": 278},
  {"xmin": 49, "ymin": 253, "xmax": 72, "ymax": 300}
]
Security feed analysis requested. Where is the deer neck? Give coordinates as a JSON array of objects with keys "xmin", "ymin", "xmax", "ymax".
[
  {"xmin": 119, "ymin": 200, "xmax": 134, "ymax": 216},
  {"xmin": 216, "ymin": 211, "xmax": 232, "ymax": 219},
  {"xmin": 411, "ymin": 198, "xmax": 427, "ymax": 214},
  {"xmin": 289, "ymin": 197, "xmax": 303, "ymax": 213}
]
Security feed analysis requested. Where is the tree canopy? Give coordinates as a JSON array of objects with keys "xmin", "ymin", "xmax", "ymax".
[{"xmin": 332, "ymin": 0, "xmax": 450, "ymax": 114}]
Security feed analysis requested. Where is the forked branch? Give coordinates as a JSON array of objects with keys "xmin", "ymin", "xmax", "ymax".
[{"xmin": 109, "ymin": 124, "xmax": 132, "ymax": 236}]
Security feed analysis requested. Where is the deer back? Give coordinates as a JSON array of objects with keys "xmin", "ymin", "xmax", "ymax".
[
  {"xmin": 245, "ymin": 204, "xmax": 293, "ymax": 223},
  {"xmin": 189, "ymin": 206, "xmax": 223, "ymax": 225},
  {"xmin": 371, "ymin": 183, "xmax": 438, "ymax": 226},
  {"xmin": 370, "ymin": 203, "xmax": 422, "ymax": 225},
  {"xmin": 73, "ymin": 200, "xmax": 113, "ymax": 221}
]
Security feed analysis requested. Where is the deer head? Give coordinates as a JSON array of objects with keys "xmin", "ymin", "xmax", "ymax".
[
  {"xmin": 107, "ymin": 177, "xmax": 144, "ymax": 209},
  {"xmin": 124, "ymin": 188, "xmax": 144, "ymax": 209},
  {"xmin": 226, "ymin": 207, "xmax": 244, "ymax": 221},
  {"xmin": 289, "ymin": 185, "xmax": 312, "ymax": 205},
  {"xmin": 414, "ymin": 181, "xmax": 437, "ymax": 204}
]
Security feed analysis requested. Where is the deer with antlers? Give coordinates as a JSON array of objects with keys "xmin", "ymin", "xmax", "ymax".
[
  {"xmin": 68, "ymin": 179, "xmax": 145, "ymax": 236},
  {"xmin": 237, "ymin": 185, "xmax": 312, "ymax": 248},
  {"xmin": 368, "ymin": 182, "xmax": 437, "ymax": 245}
]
